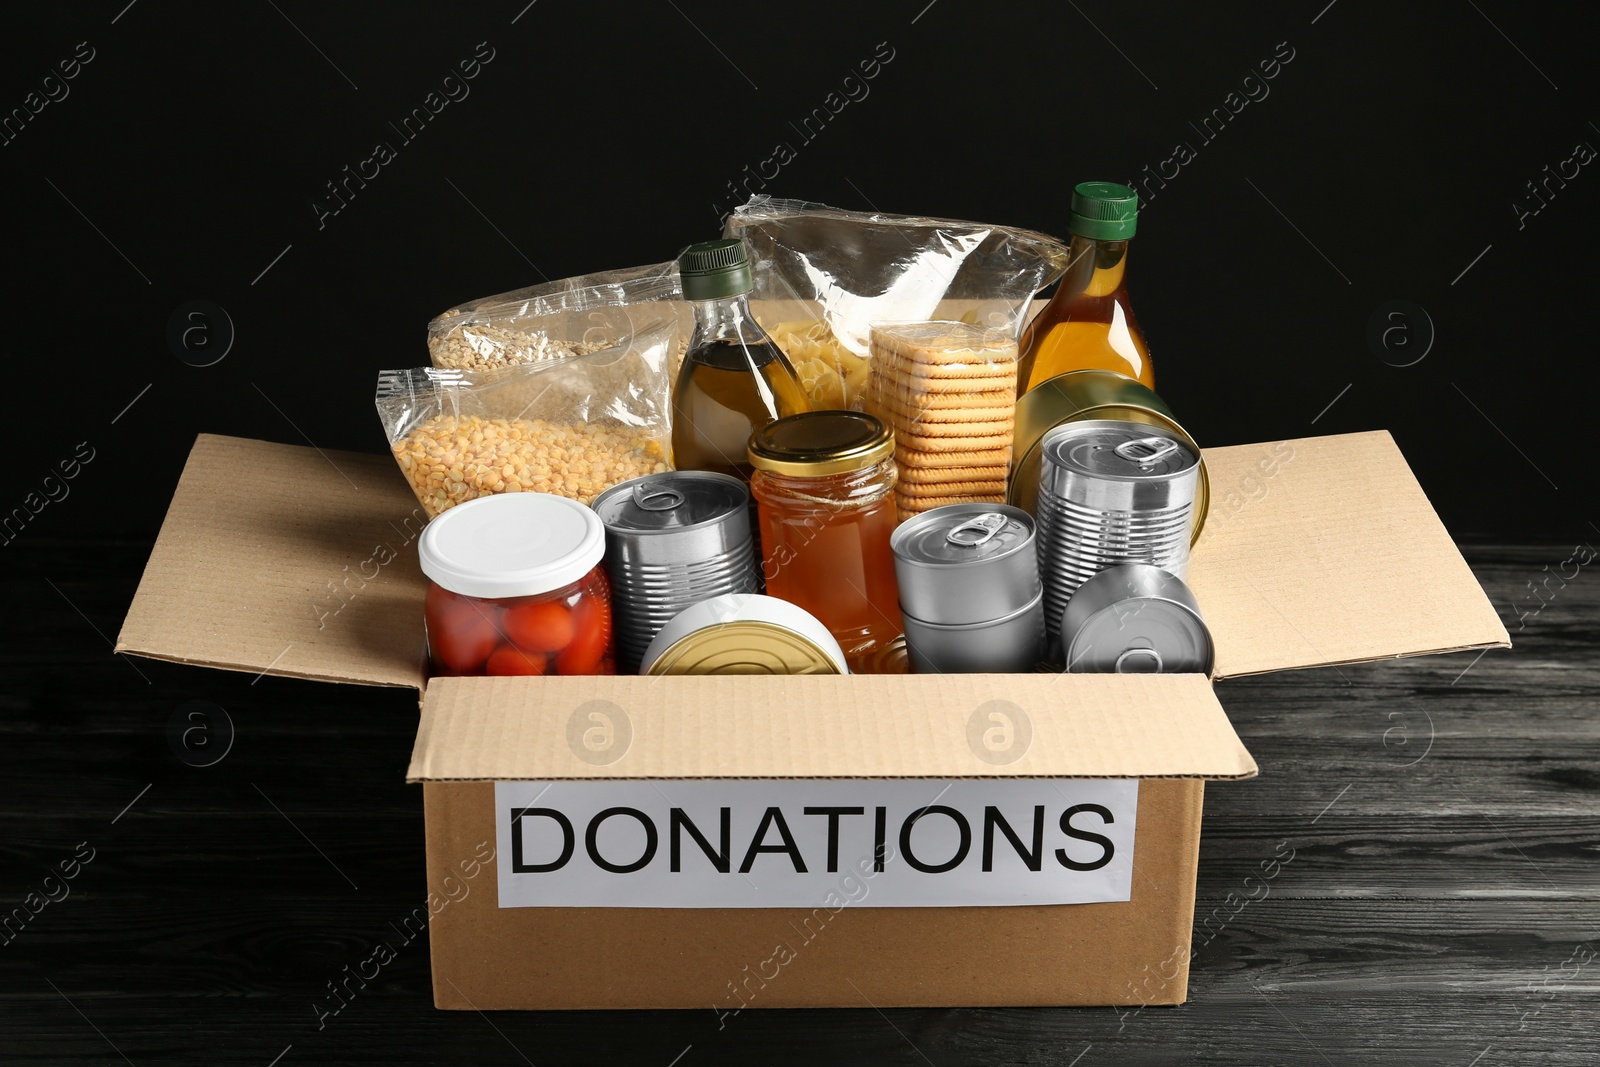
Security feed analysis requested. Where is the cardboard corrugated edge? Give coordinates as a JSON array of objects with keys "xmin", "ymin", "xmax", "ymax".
[{"xmin": 405, "ymin": 674, "xmax": 1259, "ymax": 783}]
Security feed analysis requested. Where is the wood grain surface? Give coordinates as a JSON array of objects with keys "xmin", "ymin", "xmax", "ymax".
[{"xmin": 1, "ymin": 541, "xmax": 1595, "ymax": 1065}]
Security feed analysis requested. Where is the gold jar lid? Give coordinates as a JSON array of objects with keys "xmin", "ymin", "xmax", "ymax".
[
  {"xmin": 644, "ymin": 622, "xmax": 847, "ymax": 675},
  {"xmin": 747, "ymin": 411, "xmax": 894, "ymax": 478},
  {"xmin": 859, "ymin": 635, "xmax": 910, "ymax": 675}
]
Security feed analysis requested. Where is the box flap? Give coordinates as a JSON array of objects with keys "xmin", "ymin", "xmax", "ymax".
[
  {"xmin": 405, "ymin": 674, "xmax": 1258, "ymax": 781},
  {"xmin": 118, "ymin": 429, "xmax": 1506, "ymax": 695},
  {"xmin": 1190, "ymin": 430, "xmax": 1510, "ymax": 679},
  {"xmin": 115, "ymin": 434, "xmax": 428, "ymax": 689}
]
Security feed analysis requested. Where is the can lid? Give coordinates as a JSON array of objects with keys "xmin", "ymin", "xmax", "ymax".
[
  {"xmin": 1069, "ymin": 181, "xmax": 1138, "ymax": 241},
  {"xmin": 859, "ymin": 636, "xmax": 910, "ymax": 675},
  {"xmin": 1063, "ymin": 598, "xmax": 1213, "ymax": 674},
  {"xmin": 1060, "ymin": 564, "xmax": 1214, "ymax": 674},
  {"xmin": 645, "ymin": 623, "xmax": 847, "ymax": 675},
  {"xmin": 748, "ymin": 410, "xmax": 894, "ymax": 477},
  {"xmin": 678, "ymin": 239, "xmax": 753, "ymax": 301},
  {"xmin": 591, "ymin": 471, "xmax": 748, "ymax": 533},
  {"xmin": 418, "ymin": 493, "xmax": 604, "ymax": 599},
  {"xmin": 1041, "ymin": 420, "xmax": 1198, "ymax": 481},
  {"xmin": 892, "ymin": 503, "xmax": 1035, "ymax": 567}
]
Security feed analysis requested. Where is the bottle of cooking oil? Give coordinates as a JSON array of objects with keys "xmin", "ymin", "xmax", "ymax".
[
  {"xmin": 672, "ymin": 239, "xmax": 810, "ymax": 482},
  {"xmin": 1016, "ymin": 182, "xmax": 1154, "ymax": 393}
]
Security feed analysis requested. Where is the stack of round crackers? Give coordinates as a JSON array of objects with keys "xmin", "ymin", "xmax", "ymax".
[{"xmin": 867, "ymin": 322, "xmax": 1019, "ymax": 522}]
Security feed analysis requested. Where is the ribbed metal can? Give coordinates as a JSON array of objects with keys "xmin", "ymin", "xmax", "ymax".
[
  {"xmin": 1034, "ymin": 420, "xmax": 1200, "ymax": 649},
  {"xmin": 1009, "ymin": 369, "xmax": 1209, "ymax": 546},
  {"xmin": 590, "ymin": 471, "xmax": 758, "ymax": 674}
]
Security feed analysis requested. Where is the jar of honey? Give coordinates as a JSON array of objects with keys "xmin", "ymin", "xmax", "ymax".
[
  {"xmin": 418, "ymin": 493, "xmax": 615, "ymax": 677},
  {"xmin": 747, "ymin": 411, "xmax": 903, "ymax": 672}
]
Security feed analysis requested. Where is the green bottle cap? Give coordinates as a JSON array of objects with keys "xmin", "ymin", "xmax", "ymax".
[
  {"xmin": 1069, "ymin": 181, "xmax": 1138, "ymax": 241},
  {"xmin": 678, "ymin": 239, "xmax": 754, "ymax": 300}
]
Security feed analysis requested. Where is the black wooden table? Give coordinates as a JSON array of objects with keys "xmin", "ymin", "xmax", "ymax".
[{"xmin": 2, "ymin": 541, "xmax": 1594, "ymax": 1065}]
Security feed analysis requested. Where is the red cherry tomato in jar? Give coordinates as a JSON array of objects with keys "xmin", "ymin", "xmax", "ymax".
[
  {"xmin": 485, "ymin": 644, "xmax": 548, "ymax": 676},
  {"xmin": 503, "ymin": 600, "xmax": 575, "ymax": 653},
  {"xmin": 554, "ymin": 594, "xmax": 612, "ymax": 675},
  {"xmin": 425, "ymin": 584, "xmax": 500, "ymax": 675}
]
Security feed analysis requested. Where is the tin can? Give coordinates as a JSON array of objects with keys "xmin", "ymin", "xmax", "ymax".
[
  {"xmin": 902, "ymin": 587, "xmax": 1046, "ymax": 674},
  {"xmin": 591, "ymin": 471, "xmax": 758, "ymax": 674},
  {"xmin": 639, "ymin": 593, "xmax": 848, "ymax": 676},
  {"xmin": 1010, "ymin": 370, "xmax": 1209, "ymax": 545},
  {"xmin": 1035, "ymin": 420, "xmax": 1200, "ymax": 649},
  {"xmin": 1059, "ymin": 564, "xmax": 1213, "ymax": 674},
  {"xmin": 891, "ymin": 503, "xmax": 1039, "ymax": 625}
]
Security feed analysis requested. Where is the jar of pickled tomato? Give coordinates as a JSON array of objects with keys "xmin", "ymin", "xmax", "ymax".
[
  {"xmin": 417, "ymin": 493, "xmax": 614, "ymax": 677},
  {"xmin": 747, "ymin": 410, "xmax": 903, "ymax": 672}
]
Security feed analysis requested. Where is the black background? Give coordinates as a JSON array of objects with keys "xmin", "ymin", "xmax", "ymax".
[
  {"xmin": 3, "ymin": 3, "xmax": 1598, "ymax": 1066},
  {"xmin": 0, "ymin": 0, "xmax": 1594, "ymax": 544}
]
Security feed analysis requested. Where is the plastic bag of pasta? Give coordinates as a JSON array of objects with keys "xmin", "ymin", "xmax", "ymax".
[{"xmin": 724, "ymin": 197, "xmax": 1070, "ymax": 408}]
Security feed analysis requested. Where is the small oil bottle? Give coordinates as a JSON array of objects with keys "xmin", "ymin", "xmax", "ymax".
[{"xmin": 672, "ymin": 239, "xmax": 810, "ymax": 482}]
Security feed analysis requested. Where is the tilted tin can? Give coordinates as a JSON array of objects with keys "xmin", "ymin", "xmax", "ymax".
[
  {"xmin": 591, "ymin": 471, "xmax": 758, "ymax": 674},
  {"xmin": 1059, "ymin": 563, "xmax": 1213, "ymax": 674},
  {"xmin": 1010, "ymin": 370, "xmax": 1209, "ymax": 545},
  {"xmin": 1035, "ymin": 420, "xmax": 1200, "ymax": 649},
  {"xmin": 639, "ymin": 594, "xmax": 848, "ymax": 676}
]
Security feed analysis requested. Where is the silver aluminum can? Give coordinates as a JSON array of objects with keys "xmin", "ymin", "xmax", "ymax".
[
  {"xmin": 591, "ymin": 471, "xmax": 758, "ymax": 673},
  {"xmin": 1059, "ymin": 564, "xmax": 1213, "ymax": 674},
  {"xmin": 891, "ymin": 503, "xmax": 1040, "ymax": 625},
  {"xmin": 902, "ymin": 586, "xmax": 1046, "ymax": 675},
  {"xmin": 1035, "ymin": 420, "xmax": 1200, "ymax": 648}
]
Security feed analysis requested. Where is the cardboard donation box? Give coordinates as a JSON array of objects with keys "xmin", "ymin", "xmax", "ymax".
[{"xmin": 117, "ymin": 430, "xmax": 1509, "ymax": 1009}]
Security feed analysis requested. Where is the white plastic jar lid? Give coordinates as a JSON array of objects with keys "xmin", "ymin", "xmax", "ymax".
[{"xmin": 418, "ymin": 493, "xmax": 605, "ymax": 600}]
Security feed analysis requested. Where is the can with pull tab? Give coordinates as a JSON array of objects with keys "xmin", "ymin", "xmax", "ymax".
[
  {"xmin": 591, "ymin": 471, "xmax": 758, "ymax": 674},
  {"xmin": 1009, "ymin": 369, "xmax": 1208, "ymax": 546},
  {"xmin": 891, "ymin": 503, "xmax": 1045, "ymax": 673},
  {"xmin": 1034, "ymin": 420, "xmax": 1200, "ymax": 650}
]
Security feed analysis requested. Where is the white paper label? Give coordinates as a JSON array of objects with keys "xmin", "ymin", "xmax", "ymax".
[{"xmin": 494, "ymin": 779, "xmax": 1137, "ymax": 909}]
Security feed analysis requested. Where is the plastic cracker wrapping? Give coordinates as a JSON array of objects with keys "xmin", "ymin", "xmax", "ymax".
[
  {"xmin": 867, "ymin": 321, "xmax": 1020, "ymax": 522},
  {"xmin": 725, "ymin": 197, "xmax": 1068, "ymax": 409},
  {"xmin": 383, "ymin": 281, "xmax": 680, "ymax": 517}
]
